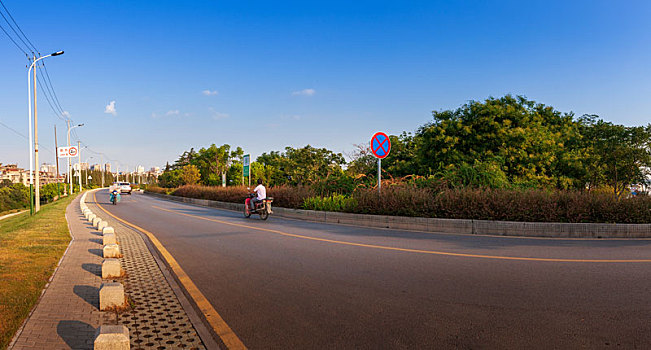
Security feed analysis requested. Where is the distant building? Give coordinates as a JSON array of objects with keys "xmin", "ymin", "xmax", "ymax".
[
  {"xmin": 73, "ymin": 162, "xmax": 90, "ymax": 171},
  {"xmin": 136, "ymin": 165, "xmax": 145, "ymax": 174},
  {"xmin": 0, "ymin": 163, "xmax": 28, "ymax": 186},
  {"xmin": 90, "ymin": 163, "xmax": 102, "ymax": 171},
  {"xmin": 104, "ymin": 163, "xmax": 111, "ymax": 172},
  {"xmin": 40, "ymin": 163, "xmax": 57, "ymax": 175},
  {"xmin": 150, "ymin": 166, "xmax": 161, "ymax": 174}
]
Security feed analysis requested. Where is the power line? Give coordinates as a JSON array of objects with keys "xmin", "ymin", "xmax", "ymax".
[
  {"xmin": 0, "ymin": 119, "xmax": 27, "ymax": 139},
  {"xmin": 36, "ymin": 69, "xmax": 66, "ymax": 121},
  {"xmin": 40, "ymin": 62, "xmax": 67, "ymax": 115},
  {"xmin": 0, "ymin": 21, "xmax": 28, "ymax": 56},
  {"xmin": 0, "ymin": 0, "xmax": 37, "ymax": 53}
]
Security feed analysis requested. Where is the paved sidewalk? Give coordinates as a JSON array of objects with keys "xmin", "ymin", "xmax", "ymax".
[
  {"xmin": 10, "ymin": 191, "xmax": 211, "ymax": 349},
  {"xmin": 10, "ymin": 194, "xmax": 109, "ymax": 349}
]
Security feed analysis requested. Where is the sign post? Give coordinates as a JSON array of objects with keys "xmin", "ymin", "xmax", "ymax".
[
  {"xmin": 243, "ymin": 154, "xmax": 251, "ymax": 187},
  {"xmin": 370, "ymin": 132, "xmax": 391, "ymax": 193}
]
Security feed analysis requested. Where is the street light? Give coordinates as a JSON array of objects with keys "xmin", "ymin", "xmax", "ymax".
[
  {"xmin": 67, "ymin": 123, "xmax": 83, "ymax": 194},
  {"xmin": 28, "ymin": 50, "xmax": 64, "ymax": 214},
  {"xmin": 84, "ymin": 156, "xmax": 93, "ymax": 188}
]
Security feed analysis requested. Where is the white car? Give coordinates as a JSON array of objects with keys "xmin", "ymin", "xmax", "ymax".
[{"xmin": 117, "ymin": 182, "xmax": 132, "ymax": 194}]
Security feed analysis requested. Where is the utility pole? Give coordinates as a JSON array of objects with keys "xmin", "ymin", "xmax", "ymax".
[
  {"xmin": 67, "ymin": 120, "xmax": 71, "ymax": 194},
  {"xmin": 27, "ymin": 51, "xmax": 63, "ymax": 215},
  {"xmin": 54, "ymin": 125, "xmax": 61, "ymax": 196},
  {"xmin": 33, "ymin": 57, "xmax": 41, "ymax": 212},
  {"xmin": 101, "ymin": 155, "xmax": 104, "ymax": 188},
  {"xmin": 78, "ymin": 141, "xmax": 82, "ymax": 191}
]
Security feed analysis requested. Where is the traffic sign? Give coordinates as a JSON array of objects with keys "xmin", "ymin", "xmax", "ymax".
[
  {"xmin": 242, "ymin": 154, "xmax": 250, "ymax": 176},
  {"xmin": 370, "ymin": 132, "xmax": 391, "ymax": 159},
  {"xmin": 57, "ymin": 146, "xmax": 79, "ymax": 158}
]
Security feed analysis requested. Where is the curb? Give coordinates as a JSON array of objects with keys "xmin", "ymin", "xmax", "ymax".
[{"xmin": 143, "ymin": 191, "xmax": 651, "ymax": 238}]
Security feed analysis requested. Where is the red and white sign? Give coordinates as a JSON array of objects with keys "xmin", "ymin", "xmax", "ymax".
[
  {"xmin": 58, "ymin": 146, "xmax": 79, "ymax": 158},
  {"xmin": 370, "ymin": 132, "xmax": 391, "ymax": 159}
]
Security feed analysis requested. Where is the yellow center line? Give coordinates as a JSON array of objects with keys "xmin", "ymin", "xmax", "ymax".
[
  {"xmin": 152, "ymin": 205, "xmax": 651, "ymax": 264},
  {"xmin": 92, "ymin": 192, "xmax": 247, "ymax": 350}
]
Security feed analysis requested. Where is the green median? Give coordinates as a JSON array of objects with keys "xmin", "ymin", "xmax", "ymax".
[{"xmin": 0, "ymin": 194, "xmax": 76, "ymax": 349}]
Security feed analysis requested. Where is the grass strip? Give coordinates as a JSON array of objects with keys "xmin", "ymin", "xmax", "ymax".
[{"xmin": 0, "ymin": 194, "xmax": 76, "ymax": 349}]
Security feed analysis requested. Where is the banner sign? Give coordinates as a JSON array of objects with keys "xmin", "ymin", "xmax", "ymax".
[{"xmin": 58, "ymin": 146, "xmax": 78, "ymax": 158}]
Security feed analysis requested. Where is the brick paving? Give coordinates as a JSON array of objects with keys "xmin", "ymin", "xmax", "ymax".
[
  {"xmin": 10, "ymin": 194, "xmax": 110, "ymax": 349},
  {"xmin": 9, "ymin": 191, "xmax": 211, "ymax": 349}
]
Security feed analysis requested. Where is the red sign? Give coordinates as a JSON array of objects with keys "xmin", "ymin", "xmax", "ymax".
[
  {"xmin": 370, "ymin": 132, "xmax": 391, "ymax": 159},
  {"xmin": 57, "ymin": 146, "xmax": 78, "ymax": 158}
]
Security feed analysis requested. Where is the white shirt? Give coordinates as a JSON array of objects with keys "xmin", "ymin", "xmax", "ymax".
[{"xmin": 253, "ymin": 184, "xmax": 266, "ymax": 200}]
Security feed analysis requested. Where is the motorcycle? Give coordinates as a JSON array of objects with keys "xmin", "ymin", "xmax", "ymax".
[
  {"xmin": 110, "ymin": 189, "xmax": 121, "ymax": 205},
  {"xmin": 244, "ymin": 191, "xmax": 273, "ymax": 220}
]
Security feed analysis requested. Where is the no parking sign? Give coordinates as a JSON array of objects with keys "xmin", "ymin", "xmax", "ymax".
[
  {"xmin": 370, "ymin": 132, "xmax": 391, "ymax": 159},
  {"xmin": 370, "ymin": 132, "xmax": 391, "ymax": 192}
]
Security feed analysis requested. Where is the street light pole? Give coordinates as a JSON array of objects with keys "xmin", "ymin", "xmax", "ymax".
[
  {"xmin": 33, "ymin": 56, "xmax": 40, "ymax": 212},
  {"xmin": 27, "ymin": 51, "xmax": 63, "ymax": 214},
  {"xmin": 78, "ymin": 141, "xmax": 82, "ymax": 191},
  {"xmin": 84, "ymin": 156, "xmax": 93, "ymax": 187},
  {"xmin": 67, "ymin": 123, "xmax": 83, "ymax": 193}
]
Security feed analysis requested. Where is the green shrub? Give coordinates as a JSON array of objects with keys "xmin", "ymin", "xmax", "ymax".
[
  {"xmin": 169, "ymin": 184, "xmax": 314, "ymax": 209},
  {"xmin": 144, "ymin": 182, "xmax": 651, "ymax": 223},
  {"xmin": 303, "ymin": 194, "xmax": 357, "ymax": 212}
]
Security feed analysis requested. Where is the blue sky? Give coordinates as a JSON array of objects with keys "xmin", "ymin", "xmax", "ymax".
[{"xmin": 1, "ymin": 0, "xmax": 650, "ymax": 171}]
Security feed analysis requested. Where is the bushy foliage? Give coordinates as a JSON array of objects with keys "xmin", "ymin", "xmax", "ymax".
[
  {"xmin": 303, "ymin": 194, "xmax": 358, "ymax": 212},
  {"xmin": 351, "ymin": 186, "xmax": 651, "ymax": 223},
  {"xmin": 0, "ymin": 183, "xmax": 29, "ymax": 212},
  {"xmin": 169, "ymin": 184, "xmax": 314, "ymax": 209}
]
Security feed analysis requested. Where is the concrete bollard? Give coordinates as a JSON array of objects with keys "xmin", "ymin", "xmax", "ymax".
[
  {"xmin": 98, "ymin": 221, "xmax": 108, "ymax": 231},
  {"xmin": 94, "ymin": 325, "xmax": 130, "ymax": 350},
  {"xmin": 93, "ymin": 217, "xmax": 102, "ymax": 228},
  {"xmin": 99, "ymin": 282, "xmax": 126, "ymax": 310},
  {"xmin": 103, "ymin": 233, "xmax": 117, "ymax": 245},
  {"xmin": 101, "ymin": 258, "xmax": 123, "ymax": 279},
  {"xmin": 88, "ymin": 214, "xmax": 96, "ymax": 222},
  {"xmin": 85, "ymin": 211, "xmax": 92, "ymax": 219},
  {"xmin": 102, "ymin": 227, "xmax": 115, "ymax": 235},
  {"xmin": 103, "ymin": 244, "xmax": 121, "ymax": 258}
]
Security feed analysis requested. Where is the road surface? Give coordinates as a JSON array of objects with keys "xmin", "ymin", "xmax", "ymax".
[{"xmin": 91, "ymin": 191, "xmax": 651, "ymax": 349}]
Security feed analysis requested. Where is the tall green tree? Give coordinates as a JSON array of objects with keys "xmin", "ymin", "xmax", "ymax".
[
  {"xmin": 415, "ymin": 95, "xmax": 583, "ymax": 188},
  {"xmin": 579, "ymin": 115, "xmax": 651, "ymax": 196}
]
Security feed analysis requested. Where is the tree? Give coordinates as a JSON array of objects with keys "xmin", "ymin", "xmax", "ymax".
[
  {"xmin": 579, "ymin": 116, "xmax": 651, "ymax": 196},
  {"xmin": 257, "ymin": 145, "xmax": 346, "ymax": 186},
  {"xmin": 415, "ymin": 95, "xmax": 583, "ymax": 188},
  {"xmin": 180, "ymin": 165, "xmax": 200, "ymax": 185}
]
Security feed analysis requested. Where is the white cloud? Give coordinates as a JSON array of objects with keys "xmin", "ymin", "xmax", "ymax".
[
  {"xmin": 104, "ymin": 101, "xmax": 117, "ymax": 116},
  {"xmin": 61, "ymin": 111, "xmax": 70, "ymax": 118},
  {"xmin": 281, "ymin": 114, "xmax": 302, "ymax": 121},
  {"xmin": 209, "ymin": 107, "xmax": 229, "ymax": 120},
  {"xmin": 202, "ymin": 90, "xmax": 219, "ymax": 96},
  {"xmin": 165, "ymin": 110, "xmax": 180, "ymax": 116},
  {"xmin": 292, "ymin": 88, "xmax": 315, "ymax": 96}
]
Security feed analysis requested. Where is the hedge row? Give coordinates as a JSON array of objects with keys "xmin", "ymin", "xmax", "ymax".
[{"xmin": 147, "ymin": 185, "xmax": 651, "ymax": 223}]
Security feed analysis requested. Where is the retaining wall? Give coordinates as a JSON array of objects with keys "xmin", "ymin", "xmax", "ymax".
[{"xmin": 143, "ymin": 191, "xmax": 651, "ymax": 238}]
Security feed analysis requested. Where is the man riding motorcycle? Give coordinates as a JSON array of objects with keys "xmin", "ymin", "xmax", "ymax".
[{"xmin": 250, "ymin": 178, "xmax": 266, "ymax": 210}]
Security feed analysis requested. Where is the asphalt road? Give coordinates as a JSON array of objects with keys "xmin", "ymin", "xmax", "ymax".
[{"xmin": 93, "ymin": 191, "xmax": 651, "ymax": 349}]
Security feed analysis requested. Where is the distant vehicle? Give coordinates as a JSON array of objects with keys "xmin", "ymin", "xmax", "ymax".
[
  {"xmin": 110, "ymin": 188, "xmax": 120, "ymax": 205},
  {"xmin": 115, "ymin": 181, "xmax": 132, "ymax": 194}
]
